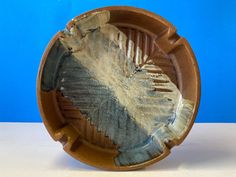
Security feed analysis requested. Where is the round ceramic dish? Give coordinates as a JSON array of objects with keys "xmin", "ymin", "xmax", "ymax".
[{"xmin": 37, "ymin": 6, "xmax": 200, "ymax": 170}]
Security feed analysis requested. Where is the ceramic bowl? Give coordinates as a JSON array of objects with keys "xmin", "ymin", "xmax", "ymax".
[{"xmin": 37, "ymin": 6, "xmax": 200, "ymax": 170}]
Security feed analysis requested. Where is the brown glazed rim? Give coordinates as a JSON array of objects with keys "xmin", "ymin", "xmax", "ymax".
[{"xmin": 37, "ymin": 6, "xmax": 201, "ymax": 170}]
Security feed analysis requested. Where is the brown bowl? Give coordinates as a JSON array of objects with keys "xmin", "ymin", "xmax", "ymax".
[{"xmin": 37, "ymin": 6, "xmax": 200, "ymax": 170}]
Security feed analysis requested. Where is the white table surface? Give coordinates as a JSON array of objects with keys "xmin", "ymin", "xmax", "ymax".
[{"xmin": 0, "ymin": 123, "xmax": 235, "ymax": 177}]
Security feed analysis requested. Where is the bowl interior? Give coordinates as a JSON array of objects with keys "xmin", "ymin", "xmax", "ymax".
[{"xmin": 37, "ymin": 7, "xmax": 200, "ymax": 170}]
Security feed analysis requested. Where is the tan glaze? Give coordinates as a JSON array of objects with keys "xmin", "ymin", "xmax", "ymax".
[{"xmin": 37, "ymin": 6, "xmax": 200, "ymax": 170}]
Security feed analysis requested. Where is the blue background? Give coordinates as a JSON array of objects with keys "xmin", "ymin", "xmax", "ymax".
[{"xmin": 0, "ymin": 0, "xmax": 235, "ymax": 122}]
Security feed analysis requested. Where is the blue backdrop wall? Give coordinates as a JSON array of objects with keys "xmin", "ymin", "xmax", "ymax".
[{"xmin": 0, "ymin": 0, "xmax": 235, "ymax": 122}]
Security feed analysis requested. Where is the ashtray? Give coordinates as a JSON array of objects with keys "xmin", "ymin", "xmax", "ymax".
[{"xmin": 37, "ymin": 6, "xmax": 200, "ymax": 170}]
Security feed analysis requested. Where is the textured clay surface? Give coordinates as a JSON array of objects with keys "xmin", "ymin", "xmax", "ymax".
[{"xmin": 37, "ymin": 6, "xmax": 200, "ymax": 170}]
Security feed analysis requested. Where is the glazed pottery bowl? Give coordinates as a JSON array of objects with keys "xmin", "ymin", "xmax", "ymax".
[{"xmin": 37, "ymin": 6, "xmax": 200, "ymax": 170}]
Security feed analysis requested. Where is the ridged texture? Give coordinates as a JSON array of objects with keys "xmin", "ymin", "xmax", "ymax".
[
  {"xmin": 118, "ymin": 27, "xmax": 178, "ymax": 86},
  {"xmin": 56, "ymin": 92, "xmax": 117, "ymax": 149}
]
